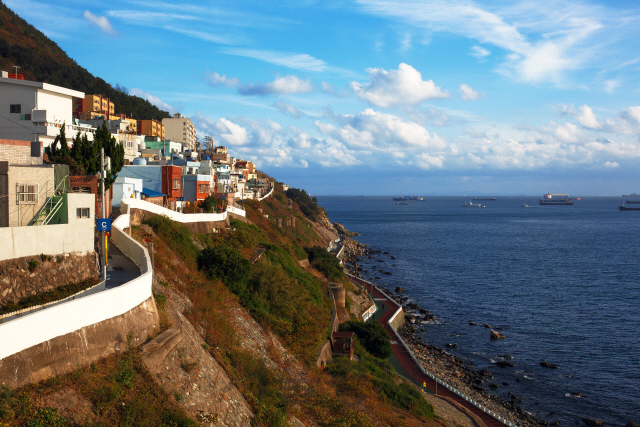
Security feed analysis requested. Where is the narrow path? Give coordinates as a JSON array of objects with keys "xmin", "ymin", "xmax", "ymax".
[
  {"xmin": 350, "ymin": 277, "xmax": 511, "ymax": 427},
  {"xmin": 105, "ymin": 240, "xmax": 140, "ymax": 289}
]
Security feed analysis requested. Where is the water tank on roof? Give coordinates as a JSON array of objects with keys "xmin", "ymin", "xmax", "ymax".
[
  {"xmin": 139, "ymin": 141, "xmax": 146, "ymax": 150},
  {"xmin": 133, "ymin": 157, "xmax": 147, "ymax": 166}
]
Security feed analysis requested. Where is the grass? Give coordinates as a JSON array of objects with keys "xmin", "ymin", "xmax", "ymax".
[
  {"xmin": 0, "ymin": 350, "xmax": 196, "ymax": 426},
  {"xmin": 0, "ymin": 278, "xmax": 101, "ymax": 316}
]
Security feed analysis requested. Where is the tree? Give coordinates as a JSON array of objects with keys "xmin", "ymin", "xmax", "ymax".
[
  {"xmin": 197, "ymin": 245, "xmax": 252, "ymax": 296},
  {"xmin": 339, "ymin": 320, "xmax": 393, "ymax": 359},
  {"xmin": 198, "ymin": 195, "xmax": 216, "ymax": 213},
  {"xmin": 46, "ymin": 122, "xmax": 124, "ymax": 190}
]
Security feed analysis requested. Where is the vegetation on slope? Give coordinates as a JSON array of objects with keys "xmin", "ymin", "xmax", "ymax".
[
  {"xmin": 0, "ymin": 2, "xmax": 170, "ymax": 120},
  {"xmin": 0, "ymin": 348, "xmax": 195, "ymax": 427},
  {"xmin": 285, "ymin": 188, "xmax": 323, "ymax": 221}
]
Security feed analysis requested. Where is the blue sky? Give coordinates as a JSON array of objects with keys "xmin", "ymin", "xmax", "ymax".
[{"xmin": 7, "ymin": 0, "xmax": 640, "ymax": 195}]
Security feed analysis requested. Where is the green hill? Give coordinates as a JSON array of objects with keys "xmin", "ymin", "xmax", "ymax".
[{"xmin": 0, "ymin": 1, "xmax": 170, "ymax": 121}]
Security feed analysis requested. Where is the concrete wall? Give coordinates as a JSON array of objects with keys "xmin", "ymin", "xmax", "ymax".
[
  {"xmin": 0, "ymin": 139, "xmax": 42, "ymax": 165},
  {"xmin": 3, "ymin": 163, "xmax": 55, "ymax": 227},
  {"xmin": 121, "ymin": 198, "xmax": 243, "ymax": 223},
  {"xmin": 0, "ymin": 212, "xmax": 154, "ymax": 361}
]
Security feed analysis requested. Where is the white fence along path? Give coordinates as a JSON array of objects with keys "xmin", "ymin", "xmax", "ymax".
[
  {"xmin": 121, "ymin": 198, "xmax": 245, "ymax": 221},
  {"xmin": 0, "ymin": 213, "xmax": 153, "ymax": 360}
]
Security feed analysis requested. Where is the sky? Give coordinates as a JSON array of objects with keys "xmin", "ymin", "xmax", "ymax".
[{"xmin": 7, "ymin": 0, "xmax": 640, "ymax": 195}]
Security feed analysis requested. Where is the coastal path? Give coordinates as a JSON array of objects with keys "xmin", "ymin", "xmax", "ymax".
[{"xmin": 348, "ymin": 276, "xmax": 514, "ymax": 427}]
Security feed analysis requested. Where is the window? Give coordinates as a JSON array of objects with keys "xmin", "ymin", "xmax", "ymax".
[
  {"xmin": 173, "ymin": 179, "xmax": 180, "ymax": 190},
  {"xmin": 76, "ymin": 208, "xmax": 90, "ymax": 218},
  {"xmin": 198, "ymin": 184, "xmax": 209, "ymax": 193},
  {"xmin": 10, "ymin": 104, "xmax": 21, "ymax": 114},
  {"xmin": 16, "ymin": 183, "xmax": 37, "ymax": 204}
]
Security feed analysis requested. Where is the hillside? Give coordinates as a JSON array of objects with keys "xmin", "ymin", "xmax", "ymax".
[
  {"xmin": 0, "ymin": 1, "xmax": 170, "ymax": 121},
  {"xmin": 0, "ymin": 186, "xmax": 449, "ymax": 427}
]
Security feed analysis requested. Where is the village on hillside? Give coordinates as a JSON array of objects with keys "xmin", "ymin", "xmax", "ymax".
[{"xmin": 0, "ymin": 70, "xmax": 276, "ymax": 229}]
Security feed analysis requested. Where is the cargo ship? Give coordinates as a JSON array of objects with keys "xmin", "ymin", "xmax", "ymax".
[
  {"xmin": 393, "ymin": 196, "xmax": 424, "ymax": 201},
  {"xmin": 473, "ymin": 196, "xmax": 497, "ymax": 201},
  {"xmin": 619, "ymin": 201, "xmax": 640, "ymax": 211},
  {"xmin": 539, "ymin": 193, "xmax": 573, "ymax": 205},
  {"xmin": 622, "ymin": 193, "xmax": 640, "ymax": 197}
]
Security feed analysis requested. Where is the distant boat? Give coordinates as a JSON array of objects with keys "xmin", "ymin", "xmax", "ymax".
[
  {"xmin": 523, "ymin": 204, "xmax": 529, "ymax": 207},
  {"xmin": 473, "ymin": 196, "xmax": 497, "ymax": 201},
  {"xmin": 463, "ymin": 201, "xmax": 484, "ymax": 207},
  {"xmin": 619, "ymin": 201, "xmax": 640, "ymax": 211},
  {"xmin": 539, "ymin": 193, "xmax": 573, "ymax": 205},
  {"xmin": 624, "ymin": 199, "xmax": 640, "ymax": 204},
  {"xmin": 622, "ymin": 193, "xmax": 640, "ymax": 197},
  {"xmin": 393, "ymin": 195, "xmax": 424, "ymax": 201}
]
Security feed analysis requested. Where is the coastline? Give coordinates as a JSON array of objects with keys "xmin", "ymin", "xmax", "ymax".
[{"xmin": 339, "ymin": 237, "xmax": 547, "ymax": 427}]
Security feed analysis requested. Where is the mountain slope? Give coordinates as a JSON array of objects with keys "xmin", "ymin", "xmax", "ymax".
[{"xmin": 0, "ymin": 1, "xmax": 170, "ymax": 121}]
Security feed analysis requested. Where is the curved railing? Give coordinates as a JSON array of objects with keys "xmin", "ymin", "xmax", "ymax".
[
  {"xmin": 257, "ymin": 187, "xmax": 273, "ymax": 201},
  {"xmin": 0, "ymin": 214, "xmax": 153, "ymax": 360},
  {"xmin": 121, "ymin": 198, "xmax": 245, "ymax": 221}
]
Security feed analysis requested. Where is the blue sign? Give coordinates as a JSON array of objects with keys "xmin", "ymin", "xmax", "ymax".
[
  {"xmin": 221, "ymin": 196, "xmax": 226, "ymax": 199},
  {"xmin": 96, "ymin": 218, "xmax": 111, "ymax": 231},
  {"xmin": 179, "ymin": 197, "xmax": 185, "ymax": 201}
]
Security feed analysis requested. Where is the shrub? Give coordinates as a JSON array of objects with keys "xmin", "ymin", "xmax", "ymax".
[
  {"xmin": 339, "ymin": 321, "xmax": 393, "ymax": 360},
  {"xmin": 27, "ymin": 259, "xmax": 38, "ymax": 271},
  {"xmin": 197, "ymin": 245, "xmax": 252, "ymax": 296},
  {"xmin": 144, "ymin": 215, "xmax": 200, "ymax": 262},
  {"xmin": 305, "ymin": 246, "xmax": 343, "ymax": 280}
]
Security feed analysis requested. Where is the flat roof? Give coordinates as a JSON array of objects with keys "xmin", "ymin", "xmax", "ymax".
[{"xmin": 0, "ymin": 76, "xmax": 84, "ymax": 98}]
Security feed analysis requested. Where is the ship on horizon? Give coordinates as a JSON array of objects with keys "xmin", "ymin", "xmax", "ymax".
[
  {"xmin": 622, "ymin": 193, "xmax": 640, "ymax": 197},
  {"xmin": 539, "ymin": 193, "xmax": 574, "ymax": 205},
  {"xmin": 473, "ymin": 196, "xmax": 497, "ymax": 201},
  {"xmin": 392, "ymin": 195, "xmax": 424, "ymax": 201}
]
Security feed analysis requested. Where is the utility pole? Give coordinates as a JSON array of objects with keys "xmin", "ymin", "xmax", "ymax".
[{"xmin": 101, "ymin": 147, "xmax": 107, "ymax": 282}]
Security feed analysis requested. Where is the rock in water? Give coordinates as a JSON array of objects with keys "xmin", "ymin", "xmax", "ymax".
[
  {"xmin": 469, "ymin": 321, "xmax": 478, "ymax": 326},
  {"xmin": 395, "ymin": 287, "xmax": 405, "ymax": 293},
  {"xmin": 484, "ymin": 323, "xmax": 492, "ymax": 328},
  {"xmin": 496, "ymin": 361, "xmax": 516, "ymax": 368},
  {"xmin": 540, "ymin": 360, "xmax": 559, "ymax": 369},
  {"xmin": 624, "ymin": 422, "xmax": 639, "ymax": 427},
  {"xmin": 498, "ymin": 354, "xmax": 513, "ymax": 360},
  {"xmin": 583, "ymin": 419, "xmax": 604, "ymax": 426},
  {"xmin": 490, "ymin": 330, "xmax": 506, "ymax": 339}
]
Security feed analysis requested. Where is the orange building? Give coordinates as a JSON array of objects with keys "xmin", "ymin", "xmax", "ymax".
[{"xmin": 137, "ymin": 119, "xmax": 165, "ymax": 139}]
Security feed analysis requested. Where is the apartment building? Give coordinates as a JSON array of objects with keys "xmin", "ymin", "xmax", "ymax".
[
  {"xmin": 137, "ymin": 119, "xmax": 165, "ymax": 140},
  {"xmin": 162, "ymin": 113, "xmax": 196, "ymax": 152},
  {"xmin": 0, "ymin": 72, "xmax": 95, "ymax": 150}
]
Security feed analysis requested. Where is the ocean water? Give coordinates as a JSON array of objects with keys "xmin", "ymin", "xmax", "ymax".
[{"xmin": 318, "ymin": 196, "xmax": 640, "ymax": 425}]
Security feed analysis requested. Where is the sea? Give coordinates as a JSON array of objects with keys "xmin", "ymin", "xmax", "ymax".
[{"xmin": 317, "ymin": 196, "xmax": 640, "ymax": 425}]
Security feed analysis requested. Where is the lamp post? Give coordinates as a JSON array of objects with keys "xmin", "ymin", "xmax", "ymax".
[{"xmin": 12, "ymin": 65, "xmax": 19, "ymax": 78}]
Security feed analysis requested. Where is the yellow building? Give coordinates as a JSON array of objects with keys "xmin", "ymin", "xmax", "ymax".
[{"xmin": 84, "ymin": 94, "xmax": 114, "ymax": 116}]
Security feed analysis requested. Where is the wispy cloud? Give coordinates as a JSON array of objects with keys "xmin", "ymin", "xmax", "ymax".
[
  {"xmin": 205, "ymin": 71, "xmax": 314, "ymax": 96},
  {"xmin": 219, "ymin": 48, "xmax": 327, "ymax": 72},
  {"xmin": 129, "ymin": 88, "xmax": 176, "ymax": 114},
  {"xmin": 459, "ymin": 83, "xmax": 485, "ymax": 101},
  {"xmin": 469, "ymin": 45, "xmax": 491, "ymax": 61},
  {"xmin": 273, "ymin": 101, "xmax": 306, "ymax": 119},
  {"xmin": 355, "ymin": 0, "xmax": 634, "ymax": 85},
  {"xmin": 83, "ymin": 11, "xmax": 118, "ymax": 36}
]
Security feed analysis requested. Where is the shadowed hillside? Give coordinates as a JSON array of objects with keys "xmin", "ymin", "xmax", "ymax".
[{"xmin": 0, "ymin": 1, "xmax": 170, "ymax": 121}]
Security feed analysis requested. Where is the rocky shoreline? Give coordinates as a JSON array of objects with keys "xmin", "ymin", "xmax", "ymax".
[{"xmin": 336, "ymin": 229, "xmax": 548, "ymax": 427}]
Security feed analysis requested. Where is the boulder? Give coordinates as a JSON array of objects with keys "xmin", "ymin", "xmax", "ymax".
[
  {"xmin": 496, "ymin": 361, "xmax": 516, "ymax": 368},
  {"xmin": 540, "ymin": 360, "xmax": 559, "ymax": 369},
  {"xmin": 468, "ymin": 321, "xmax": 478, "ymax": 326},
  {"xmin": 624, "ymin": 422, "xmax": 639, "ymax": 427},
  {"xmin": 484, "ymin": 324, "xmax": 492, "ymax": 328},
  {"xmin": 498, "ymin": 354, "xmax": 513, "ymax": 360},
  {"xmin": 479, "ymin": 369, "xmax": 492, "ymax": 377},
  {"xmin": 446, "ymin": 343, "xmax": 458, "ymax": 349},
  {"xmin": 490, "ymin": 330, "xmax": 506, "ymax": 339},
  {"xmin": 583, "ymin": 419, "xmax": 604, "ymax": 426},
  {"xmin": 395, "ymin": 287, "xmax": 405, "ymax": 293}
]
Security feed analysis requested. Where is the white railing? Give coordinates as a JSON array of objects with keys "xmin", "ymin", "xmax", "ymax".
[
  {"xmin": 361, "ymin": 303, "xmax": 377, "ymax": 322},
  {"xmin": 258, "ymin": 187, "xmax": 273, "ymax": 201},
  {"xmin": 121, "ymin": 198, "xmax": 245, "ymax": 222},
  {"xmin": 0, "ymin": 213, "xmax": 153, "ymax": 360},
  {"xmin": 344, "ymin": 272, "xmax": 518, "ymax": 427}
]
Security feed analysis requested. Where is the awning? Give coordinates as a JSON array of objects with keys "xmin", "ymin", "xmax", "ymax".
[{"xmin": 141, "ymin": 188, "xmax": 166, "ymax": 198}]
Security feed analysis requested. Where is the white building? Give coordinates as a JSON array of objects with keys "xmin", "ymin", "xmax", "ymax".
[
  {"xmin": 0, "ymin": 72, "xmax": 95, "ymax": 152},
  {"xmin": 162, "ymin": 113, "xmax": 196, "ymax": 152},
  {"xmin": 112, "ymin": 176, "xmax": 143, "ymax": 207}
]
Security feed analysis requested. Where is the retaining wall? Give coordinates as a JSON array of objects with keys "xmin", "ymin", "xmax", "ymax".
[
  {"xmin": 0, "ymin": 212, "xmax": 158, "ymax": 387},
  {"xmin": 0, "ymin": 222, "xmax": 94, "ymax": 261}
]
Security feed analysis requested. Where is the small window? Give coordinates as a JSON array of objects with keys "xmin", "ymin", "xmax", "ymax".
[
  {"xmin": 76, "ymin": 208, "xmax": 90, "ymax": 218},
  {"xmin": 173, "ymin": 179, "xmax": 180, "ymax": 190},
  {"xmin": 10, "ymin": 104, "xmax": 21, "ymax": 113},
  {"xmin": 16, "ymin": 183, "xmax": 37, "ymax": 204}
]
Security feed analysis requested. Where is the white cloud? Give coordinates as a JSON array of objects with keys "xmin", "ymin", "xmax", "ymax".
[
  {"xmin": 214, "ymin": 118, "xmax": 249, "ymax": 146},
  {"xmin": 220, "ymin": 48, "xmax": 327, "ymax": 72},
  {"xmin": 400, "ymin": 32, "xmax": 412, "ymax": 51},
  {"xmin": 604, "ymin": 79, "xmax": 621, "ymax": 94},
  {"xmin": 575, "ymin": 105, "xmax": 600, "ymax": 129},
  {"xmin": 315, "ymin": 108, "xmax": 446, "ymax": 152},
  {"xmin": 604, "ymin": 161, "xmax": 619, "ymax": 168},
  {"xmin": 129, "ymin": 88, "xmax": 176, "ymax": 113},
  {"xmin": 553, "ymin": 122, "xmax": 582, "ymax": 143},
  {"xmin": 239, "ymin": 75, "xmax": 313, "ymax": 96},
  {"xmin": 356, "ymin": 0, "xmax": 610, "ymax": 84},
  {"xmin": 459, "ymin": 83, "xmax": 484, "ymax": 101},
  {"xmin": 273, "ymin": 101, "xmax": 305, "ymax": 119},
  {"xmin": 83, "ymin": 10, "xmax": 117, "ymax": 35},
  {"xmin": 351, "ymin": 63, "xmax": 449, "ymax": 108},
  {"xmin": 205, "ymin": 71, "xmax": 240, "ymax": 87},
  {"xmin": 469, "ymin": 45, "xmax": 491, "ymax": 60}
]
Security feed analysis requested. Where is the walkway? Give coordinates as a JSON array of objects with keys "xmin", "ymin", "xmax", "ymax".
[
  {"xmin": 349, "ymin": 276, "xmax": 512, "ymax": 427},
  {"xmin": 105, "ymin": 240, "xmax": 140, "ymax": 290}
]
